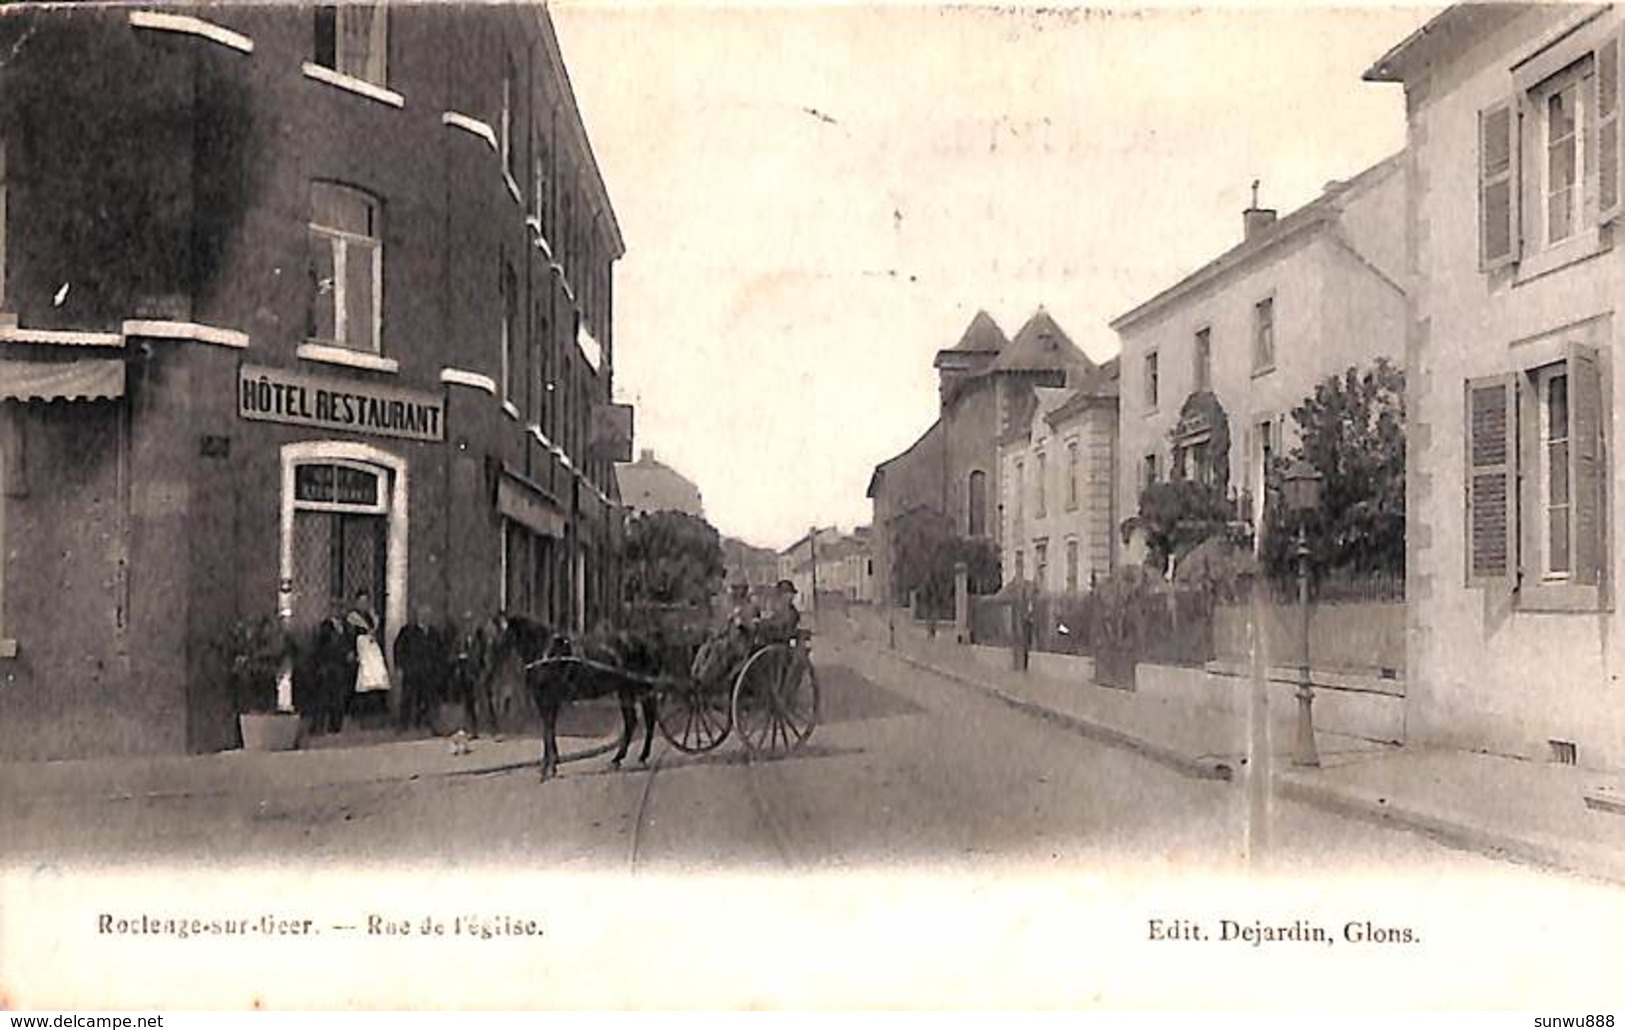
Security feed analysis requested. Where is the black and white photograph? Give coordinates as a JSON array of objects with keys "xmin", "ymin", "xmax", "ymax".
[{"xmin": 2, "ymin": 0, "xmax": 1625, "ymax": 1011}]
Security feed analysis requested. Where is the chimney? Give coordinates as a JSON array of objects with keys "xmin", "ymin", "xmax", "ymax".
[
  {"xmin": 1244, "ymin": 207, "xmax": 1277, "ymax": 240},
  {"xmin": 1243, "ymin": 178, "xmax": 1276, "ymax": 241}
]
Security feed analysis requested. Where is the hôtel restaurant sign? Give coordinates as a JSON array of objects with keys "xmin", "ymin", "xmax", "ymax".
[{"xmin": 238, "ymin": 364, "xmax": 445, "ymax": 443}]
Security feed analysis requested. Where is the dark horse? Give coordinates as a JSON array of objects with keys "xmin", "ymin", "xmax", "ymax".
[{"xmin": 524, "ymin": 625, "xmax": 669, "ymax": 782}]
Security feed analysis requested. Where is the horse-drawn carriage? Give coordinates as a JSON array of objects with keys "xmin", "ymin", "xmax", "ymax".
[{"xmin": 524, "ymin": 617, "xmax": 821, "ymax": 779}]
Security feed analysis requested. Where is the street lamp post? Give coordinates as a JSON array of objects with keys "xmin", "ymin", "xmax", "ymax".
[{"xmin": 1282, "ymin": 458, "xmax": 1323, "ymax": 769}]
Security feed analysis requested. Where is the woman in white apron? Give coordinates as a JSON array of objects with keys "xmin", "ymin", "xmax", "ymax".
[{"xmin": 346, "ymin": 589, "xmax": 390, "ymax": 725}]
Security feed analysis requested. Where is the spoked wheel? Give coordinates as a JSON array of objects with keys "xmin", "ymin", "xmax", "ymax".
[
  {"xmin": 732, "ymin": 643, "xmax": 819, "ymax": 756},
  {"xmin": 656, "ymin": 682, "xmax": 733, "ymax": 753}
]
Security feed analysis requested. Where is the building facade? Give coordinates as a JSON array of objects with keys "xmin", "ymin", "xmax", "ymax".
[
  {"xmin": 0, "ymin": 4, "xmax": 630, "ymax": 758},
  {"xmin": 867, "ymin": 309, "xmax": 1106, "ymax": 605},
  {"xmin": 1110, "ymin": 156, "xmax": 1408, "ymax": 538},
  {"xmin": 615, "ymin": 448, "xmax": 703, "ymax": 518},
  {"xmin": 1368, "ymin": 4, "xmax": 1625, "ymax": 770},
  {"xmin": 998, "ymin": 380, "xmax": 1119, "ymax": 594}
]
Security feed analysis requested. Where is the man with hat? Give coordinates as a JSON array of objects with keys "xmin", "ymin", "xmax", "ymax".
[{"xmin": 756, "ymin": 578, "xmax": 801, "ymax": 645}]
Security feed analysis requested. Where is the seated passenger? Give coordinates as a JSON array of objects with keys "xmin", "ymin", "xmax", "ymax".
[{"xmin": 755, "ymin": 579, "xmax": 801, "ymax": 645}]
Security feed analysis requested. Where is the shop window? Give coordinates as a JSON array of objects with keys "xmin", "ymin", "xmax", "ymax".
[
  {"xmin": 314, "ymin": 4, "xmax": 388, "ymax": 88},
  {"xmin": 1465, "ymin": 344, "xmax": 1606, "ymax": 609},
  {"xmin": 307, "ymin": 182, "xmax": 382, "ymax": 354}
]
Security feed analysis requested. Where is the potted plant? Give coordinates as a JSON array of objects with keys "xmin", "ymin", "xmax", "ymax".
[{"xmin": 219, "ymin": 614, "xmax": 301, "ymax": 752}]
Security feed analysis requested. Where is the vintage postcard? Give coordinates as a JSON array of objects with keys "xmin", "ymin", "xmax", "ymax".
[{"xmin": 2, "ymin": 0, "xmax": 1624, "ymax": 1011}]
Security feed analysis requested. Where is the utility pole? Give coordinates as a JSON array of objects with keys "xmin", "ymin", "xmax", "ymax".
[{"xmin": 808, "ymin": 525, "xmax": 818, "ymax": 621}]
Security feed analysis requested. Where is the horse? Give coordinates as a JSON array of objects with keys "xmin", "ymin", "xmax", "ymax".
[{"xmin": 525, "ymin": 626, "xmax": 668, "ymax": 782}]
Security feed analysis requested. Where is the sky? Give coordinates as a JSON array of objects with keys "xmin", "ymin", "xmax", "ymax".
[{"xmin": 551, "ymin": 2, "xmax": 1435, "ymax": 551}]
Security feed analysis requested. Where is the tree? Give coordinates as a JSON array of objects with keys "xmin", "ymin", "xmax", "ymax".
[
  {"xmin": 1136, "ymin": 479, "xmax": 1234, "ymax": 572},
  {"xmin": 890, "ymin": 507, "xmax": 1000, "ymax": 612},
  {"xmin": 1262, "ymin": 358, "xmax": 1405, "ymax": 581},
  {"xmin": 622, "ymin": 511, "xmax": 725, "ymax": 607}
]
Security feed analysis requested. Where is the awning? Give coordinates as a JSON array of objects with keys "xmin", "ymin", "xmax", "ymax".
[
  {"xmin": 0, "ymin": 359, "xmax": 126, "ymax": 401},
  {"xmin": 497, "ymin": 472, "xmax": 566, "ymax": 538}
]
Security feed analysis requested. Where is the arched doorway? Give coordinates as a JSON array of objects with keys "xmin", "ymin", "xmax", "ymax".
[{"xmin": 279, "ymin": 442, "xmax": 409, "ymax": 654}]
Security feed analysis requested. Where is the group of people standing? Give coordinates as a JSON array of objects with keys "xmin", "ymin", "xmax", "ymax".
[{"xmin": 294, "ymin": 590, "xmax": 504, "ymax": 739}]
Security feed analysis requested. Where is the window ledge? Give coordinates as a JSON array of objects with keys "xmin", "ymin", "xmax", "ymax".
[
  {"xmin": 297, "ymin": 342, "xmax": 399, "ymax": 374},
  {"xmin": 0, "ymin": 639, "xmax": 16, "ymax": 660},
  {"xmin": 301, "ymin": 62, "xmax": 404, "ymax": 109},
  {"xmin": 1517, "ymin": 582, "xmax": 1605, "ymax": 613},
  {"xmin": 1252, "ymin": 363, "xmax": 1277, "ymax": 379},
  {"xmin": 122, "ymin": 320, "xmax": 249, "ymax": 349},
  {"xmin": 439, "ymin": 367, "xmax": 497, "ymax": 395},
  {"xmin": 442, "ymin": 111, "xmax": 498, "ymax": 152},
  {"xmin": 1513, "ymin": 227, "xmax": 1609, "ymax": 286},
  {"xmin": 129, "ymin": 10, "xmax": 254, "ymax": 53}
]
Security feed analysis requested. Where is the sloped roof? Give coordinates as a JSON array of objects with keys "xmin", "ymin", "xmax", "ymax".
[
  {"xmin": 1363, "ymin": 5, "xmax": 1526, "ymax": 84},
  {"xmin": 993, "ymin": 308, "xmax": 1096, "ymax": 374},
  {"xmin": 1109, "ymin": 152, "xmax": 1405, "ymax": 332},
  {"xmin": 867, "ymin": 418, "xmax": 944, "ymax": 498},
  {"xmin": 947, "ymin": 310, "xmax": 1009, "ymax": 353}
]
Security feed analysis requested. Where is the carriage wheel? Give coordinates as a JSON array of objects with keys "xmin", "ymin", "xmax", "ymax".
[
  {"xmin": 656, "ymin": 682, "xmax": 733, "ymax": 753},
  {"xmin": 732, "ymin": 644, "xmax": 819, "ymax": 756}
]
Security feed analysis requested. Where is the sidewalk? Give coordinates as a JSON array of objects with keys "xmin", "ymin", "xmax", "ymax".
[
  {"xmin": 0, "ymin": 726, "xmax": 613, "ymax": 806},
  {"xmin": 832, "ymin": 609, "xmax": 1625, "ymax": 886}
]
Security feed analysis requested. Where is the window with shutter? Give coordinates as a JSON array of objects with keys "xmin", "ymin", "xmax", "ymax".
[
  {"xmin": 1479, "ymin": 102, "xmax": 1519, "ymax": 269},
  {"xmin": 1466, "ymin": 376, "xmax": 1517, "ymax": 583}
]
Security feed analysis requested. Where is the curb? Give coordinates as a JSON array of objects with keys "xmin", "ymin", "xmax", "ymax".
[
  {"xmin": 845, "ymin": 628, "xmax": 1625, "ymax": 884},
  {"xmin": 1277, "ymin": 774, "xmax": 1625, "ymax": 888},
  {"xmin": 872, "ymin": 644, "xmax": 1234, "ymax": 782}
]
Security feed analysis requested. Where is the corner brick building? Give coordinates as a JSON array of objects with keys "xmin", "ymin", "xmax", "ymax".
[{"xmin": 0, "ymin": 4, "xmax": 631, "ymax": 757}]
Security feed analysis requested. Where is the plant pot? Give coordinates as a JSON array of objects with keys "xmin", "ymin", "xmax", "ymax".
[{"xmin": 239, "ymin": 711, "xmax": 302, "ymax": 752}]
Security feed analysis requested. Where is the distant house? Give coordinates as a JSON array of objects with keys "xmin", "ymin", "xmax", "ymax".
[
  {"xmin": 998, "ymin": 376, "xmax": 1119, "ymax": 594},
  {"xmin": 867, "ymin": 309, "xmax": 1109, "ymax": 605},
  {"xmin": 722, "ymin": 535, "xmax": 779, "ymax": 592},
  {"xmin": 615, "ymin": 449, "xmax": 704, "ymax": 519},
  {"xmin": 1109, "ymin": 154, "xmax": 1408, "ymax": 538},
  {"xmin": 1367, "ymin": 4, "xmax": 1625, "ymax": 770}
]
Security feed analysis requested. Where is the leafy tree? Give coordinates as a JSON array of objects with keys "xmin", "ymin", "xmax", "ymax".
[
  {"xmin": 1136, "ymin": 479, "xmax": 1235, "ymax": 572},
  {"xmin": 622, "ymin": 511, "xmax": 725, "ymax": 607},
  {"xmin": 1262, "ymin": 358, "xmax": 1405, "ymax": 581},
  {"xmin": 891, "ymin": 507, "xmax": 1000, "ymax": 612}
]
